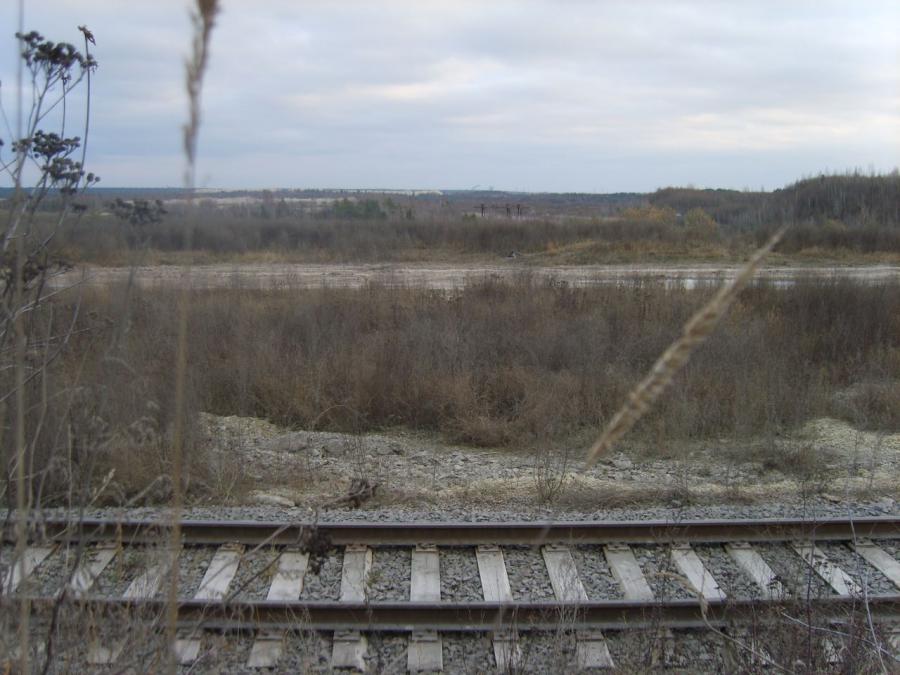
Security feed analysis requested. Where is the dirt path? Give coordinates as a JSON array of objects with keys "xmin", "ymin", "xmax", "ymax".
[{"xmin": 54, "ymin": 262, "xmax": 900, "ymax": 290}]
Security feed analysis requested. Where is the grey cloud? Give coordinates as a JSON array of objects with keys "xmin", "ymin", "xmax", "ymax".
[{"xmin": 1, "ymin": 0, "xmax": 897, "ymax": 190}]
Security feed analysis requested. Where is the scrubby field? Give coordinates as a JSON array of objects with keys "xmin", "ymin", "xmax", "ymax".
[{"xmin": 10, "ymin": 275, "xmax": 898, "ymax": 506}]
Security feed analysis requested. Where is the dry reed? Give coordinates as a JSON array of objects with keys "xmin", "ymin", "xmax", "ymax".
[
  {"xmin": 585, "ymin": 226, "xmax": 788, "ymax": 467},
  {"xmin": 165, "ymin": 2, "xmax": 219, "ymax": 672}
]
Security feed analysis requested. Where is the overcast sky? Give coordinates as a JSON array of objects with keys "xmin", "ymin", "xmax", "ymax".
[{"xmin": 2, "ymin": 1, "xmax": 898, "ymax": 192}]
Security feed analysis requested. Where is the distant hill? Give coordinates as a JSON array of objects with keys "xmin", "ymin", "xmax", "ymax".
[
  {"xmin": 649, "ymin": 172, "xmax": 900, "ymax": 229},
  {"xmin": 773, "ymin": 173, "xmax": 900, "ymax": 227},
  {"xmin": 3, "ymin": 173, "xmax": 897, "ymax": 226}
]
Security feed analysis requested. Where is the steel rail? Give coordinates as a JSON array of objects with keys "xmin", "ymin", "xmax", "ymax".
[
  {"xmin": 17, "ymin": 595, "xmax": 900, "ymax": 632},
  {"xmin": 6, "ymin": 516, "xmax": 900, "ymax": 546}
]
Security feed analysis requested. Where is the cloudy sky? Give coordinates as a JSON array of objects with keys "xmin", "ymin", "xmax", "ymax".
[{"xmin": 2, "ymin": 1, "xmax": 898, "ymax": 192}]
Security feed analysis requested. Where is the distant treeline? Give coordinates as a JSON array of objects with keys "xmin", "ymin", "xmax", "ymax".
[
  {"xmin": 650, "ymin": 172, "xmax": 900, "ymax": 254},
  {"xmin": 5, "ymin": 171, "xmax": 899, "ymax": 262},
  {"xmin": 4, "ymin": 171, "xmax": 897, "ymax": 227},
  {"xmin": 52, "ymin": 211, "xmax": 635, "ymax": 262},
  {"xmin": 651, "ymin": 172, "xmax": 900, "ymax": 229}
]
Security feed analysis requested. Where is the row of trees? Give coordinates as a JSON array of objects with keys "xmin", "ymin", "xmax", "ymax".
[{"xmin": 651, "ymin": 172, "xmax": 900, "ymax": 230}]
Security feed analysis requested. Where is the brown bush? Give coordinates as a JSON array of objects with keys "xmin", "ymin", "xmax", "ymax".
[{"xmin": 6, "ymin": 275, "xmax": 898, "ymax": 504}]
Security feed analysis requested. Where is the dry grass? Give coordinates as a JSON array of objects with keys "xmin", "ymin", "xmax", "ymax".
[
  {"xmin": 3, "ymin": 274, "xmax": 897, "ymax": 505},
  {"xmin": 28, "ymin": 191, "xmax": 900, "ymax": 267},
  {"xmin": 49, "ymin": 209, "xmax": 675, "ymax": 264},
  {"xmin": 585, "ymin": 226, "xmax": 786, "ymax": 466}
]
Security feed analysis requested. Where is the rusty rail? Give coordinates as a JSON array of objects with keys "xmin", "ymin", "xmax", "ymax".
[
  {"xmin": 6, "ymin": 516, "xmax": 900, "ymax": 546},
  {"xmin": 16, "ymin": 595, "xmax": 900, "ymax": 632}
]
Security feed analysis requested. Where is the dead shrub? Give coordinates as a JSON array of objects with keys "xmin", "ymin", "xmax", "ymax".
[
  {"xmin": 833, "ymin": 379, "xmax": 900, "ymax": 431},
  {"xmin": 11, "ymin": 276, "xmax": 899, "ymax": 505}
]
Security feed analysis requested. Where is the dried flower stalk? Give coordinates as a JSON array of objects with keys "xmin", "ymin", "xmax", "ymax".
[
  {"xmin": 585, "ymin": 226, "xmax": 788, "ymax": 467},
  {"xmin": 166, "ymin": 2, "xmax": 219, "ymax": 672}
]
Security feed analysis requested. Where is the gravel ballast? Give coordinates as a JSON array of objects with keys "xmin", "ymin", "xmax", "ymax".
[
  {"xmin": 368, "ymin": 546, "xmax": 411, "ymax": 601},
  {"xmin": 228, "ymin": 547, "xmax": 280, "ymax": 600},
  {"xmin": 692, "ymin": 543, "xmax": 763, "ymax": 599},
  {"xmin": 503, "ymin": 545, "xmax": 556, "ymax": 601},
  {"xmin": 438, "ymin": 547, "xmax": 482, "ymax": 602},
  {"xmin": 631, "ymin": 544, "xmax": 695, "ymax": 601},
  {"xmin": 298, "ymin": 548, "xmax": 342, "ymax": 600},
  {"xmin": 751, "ymin": 542, "xmax": 835, "ymax": 598},
  {"xmin": 571, "ymin": 545, "xmax": 624, "ymax": 600},
  {"xmin": 4, "ymin": 502, "xmax": 899, "ymax": 673},
  {"xmin": 23, "ymin": 495, "xmax": 899, "ymax": 525},
  {"xmin": 818, "ymin": 542, "xmax": 898, "ymax": 595}
]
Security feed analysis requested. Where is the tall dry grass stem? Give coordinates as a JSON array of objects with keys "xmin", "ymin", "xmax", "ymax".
[
  {"xmin": 585, "ymin": 226, "xmax": 788, "ymax": 467},
  {"xmin": 14, "ymin": 163, "xmax": 30, "ymax": 675},
  {"xmin": 182, "ymin": 0, "xmax": 218, "ymax": 189},
  {"xmin": 165, "ymin": 2, "xmax": 218, "ymax": 671},
  {"xmin": 13, "ymin": 8, "xmax": 30, "ymax": 673}
]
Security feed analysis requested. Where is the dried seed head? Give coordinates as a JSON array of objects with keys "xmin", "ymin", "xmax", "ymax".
[{"xmin": 584, "ymin": 226, "xmax": 788, "ymax": 468}]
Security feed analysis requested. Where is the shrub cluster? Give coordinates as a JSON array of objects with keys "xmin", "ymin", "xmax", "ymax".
[
  {"xmin": 50, "ymin": 209, "xmax": 719, "ymax": 262},
  {"xmin": 8, "ymin": 272, "xmax": 900, "ymax": 504}
]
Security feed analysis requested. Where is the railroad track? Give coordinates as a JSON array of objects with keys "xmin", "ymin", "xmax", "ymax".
[{"xmin": 4, "ymin": 516, "xmax": 900, "ymax": 670}]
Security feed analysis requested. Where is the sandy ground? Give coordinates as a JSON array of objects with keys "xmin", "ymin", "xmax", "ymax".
[
  {"xmin": 53, "ymin": 262, "xmax": 900, "ymax": 290},
  {"xmin": 197, "ymin": 413, "xmax": 900, "ymax": 513}
]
